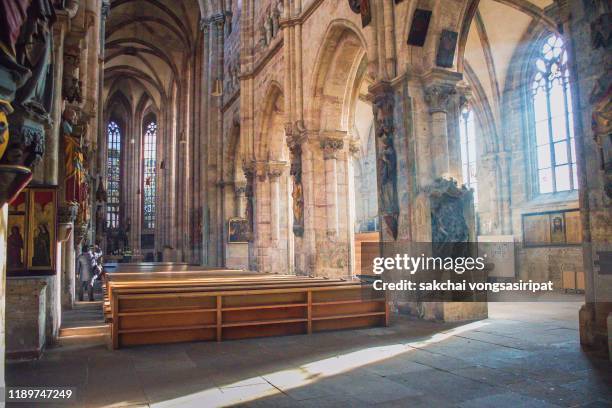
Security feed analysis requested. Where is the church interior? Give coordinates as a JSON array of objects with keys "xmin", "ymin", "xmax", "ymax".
[{"xmin": 0, "ymin": 0, "xmax": 611, "ymax": 406}]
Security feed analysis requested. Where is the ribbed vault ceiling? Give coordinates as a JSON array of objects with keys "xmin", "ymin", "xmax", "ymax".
[
  {"xmin": 103, "ymin": 0, "xmax": 204, "ymax": 110},
  {"xmin": 463, "ymin": 0, "xmax": 555, "ymax": 127}
]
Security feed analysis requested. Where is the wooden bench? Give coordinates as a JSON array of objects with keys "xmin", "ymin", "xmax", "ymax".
[{"xmin": 108, "ymin": 274, "xmax": 387, "ymax": 348}]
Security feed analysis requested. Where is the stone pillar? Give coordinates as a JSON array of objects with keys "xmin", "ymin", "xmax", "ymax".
[
  {"xmin": 268, "ymin": 163, "xmax": 284, "ymax": 243},
  {"xmin": 423, "ymin": 70, "xmax": 462, "ymax": 179},
  {"xmin": 234, "ymin": 181, "xmax": 247, "ymax": 218},
  {"xmin": 6, "ymin": 278, "xmax": 48, "ymax": 360},
  {"xmin": 58, "ymin": 205, "xmax": 77, "ymax": 309},
  {"xmin": 320, "ymin": 136, "xmax": 344, "ymax": 238},
  {"xmin": 254, "ymin": 162, "xmax": 269, "ymax": 271},
  {"xmin": 562, "ymin": 0, "xmax": 612, "ymax": 352},
  {"xmin": 0, "ymin": 204, "xmax": 7, "ymax": 397}
]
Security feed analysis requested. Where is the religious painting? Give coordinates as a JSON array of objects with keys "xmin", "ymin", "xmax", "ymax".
[
  {"xmin": 564, "ymin": 210, "xmax": 582, "ymax": 244},
  {"xmin": 522, "ymin": 209, "xmax": 581, "ymax": 247},
  {"xmin": 523, "ymin": 213, "xmax": 550, "ymax": 245},
  {"xmin": 7, "ymin": 191, "xmax": 28, "ymax": 274},
  {"xmin": 27, "ymin": 187, "xmax": 57, "ymax": 273},
  {"xmin": 436, "ymin": 30, "xmax": 458, "ymax": 68},
  {"xmin": 407, "ymin": 9, "xmax": 432, "ymax": 47},
  {"xmin": 228, "ymin": 218, "xmax": 249, "ymax": 243},
  {"xmin": 549, "ymin": 212, "xmax": 566, "ymax": 244}
]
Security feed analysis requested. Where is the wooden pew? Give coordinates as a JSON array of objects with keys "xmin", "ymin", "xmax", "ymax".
[{"xmin": 110, "ymin": 278, "xmax": 388, "ymax": 349}]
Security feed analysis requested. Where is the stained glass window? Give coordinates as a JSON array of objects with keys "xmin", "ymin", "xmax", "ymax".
[
  {"xmin": 460, "ymin": 106, "xmax": 478, "ymax": 206},
  {"xmin": 143, "ymin": 121, "xmax": 157, "ymax": 229},
  {"xmin": 532, "ymin": 34, "xmax": 577, "ymax": 194},
  {"xmin": 107, "ymin": 121, "xmax": 121, "ymax": 229}
]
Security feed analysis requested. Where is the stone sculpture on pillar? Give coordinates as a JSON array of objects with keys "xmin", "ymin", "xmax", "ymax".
[
  {"xmin": 62, "ymin": 107, "xmax": 89, "ymax": 224},
  {"xmin": 0, "ymin": 0, "xmax": 56, "ymax": 204},
  {"xmin": 289, "ymin": 141, "xmax": 304, "ymax": 237},
  {"xmin": 243, "ymin": 163, "xmax": 255, "ymax": 241},
  {"xmin": 372, "ymin": 84, "xmax": 399, "ymax": 240}
]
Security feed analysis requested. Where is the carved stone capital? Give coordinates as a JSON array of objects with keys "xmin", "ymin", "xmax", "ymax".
[
  {"xmin": 58, "ymin": 204, "xmax": 79, "ymax": 224},
  {"xmin": 349, "ymin": 139, "xmax": 361, "ymax": 156},
  {"xmin": 320, "ymin": 136, "xmax": 345, "ymax": 160},
  {"xmin": 234, "ymin": 181, "xmax": 247, "ymax": 195},
  {"xmin": 267, "ymin": 161, "xmax": 287, "ymax": 179},
  {"xmin": 424, "ymin": 85, "xmax": 457, "ymax": 113}
]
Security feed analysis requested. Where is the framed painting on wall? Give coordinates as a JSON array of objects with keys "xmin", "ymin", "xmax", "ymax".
[
  {"xmin": 7, "ymin": 191, "xmax": 28, "ymax": 274},
  {"xmin": 522, "ymin": 209, "xmax": 581, "ymax": 247},
  {"xmin": 27, "ymin": 186, "xmax": 58, "ymax": 274},
  {"xmin": 228, "ymin": 218, "xmax": 249, "ymax": 243}
]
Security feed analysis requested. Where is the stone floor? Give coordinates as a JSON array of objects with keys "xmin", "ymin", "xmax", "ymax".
[{"xmin": 6, "ymin": 296, "xmax": 611, "ymax": 408}]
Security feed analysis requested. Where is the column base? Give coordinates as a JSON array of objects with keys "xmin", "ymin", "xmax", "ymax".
[
  {"xmin": 579, "ymin": 302, "xmax": 612, "ymax": 357},
  {"xmin": 399, "ymin": 301, "xmax": 488, "ymax": 322},
  {"xmin": 6, "ymin": 278, "xmax": 47, "ymax": 361}
]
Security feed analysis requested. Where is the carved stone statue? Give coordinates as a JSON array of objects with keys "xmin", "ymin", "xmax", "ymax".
[
  {"xmin": 373, "ymin": 87, "xmax": 399, "ymax": 239},
  {"xmin": 62, "ymin": 107, "xmax": 89, "ymax": 223},
  {"xmin": 232, "ymin": 64, "xmax": 240, "ymax": 90},
  {"xmin": 290, "ymin": 145, "xmax": 304, "ymax": 237},
  {"xmin": 14, "ymin": 0, "xmax": 56, "ymax": 117},
  {"xmin": 378, "ymin": 135, "xmax": 397, "ymax": 215},
  {"xmin": 63, "ymin": 76, "xmax": 82, "ymax": 104},
  {"xmin": 259, "ymin": 26, "xmax": 267, "ymax": 49},
  {"xmin": 0, "ymin": 1, "xmax": 30, "ymax": 58},
  {"xmin": 590, "ymin": 70, "xmax": 612, "ymax": 197},
  {"xmin": 277, "ymin": 0, "xmax": 284, "ymax": 18},
  {"xmin": 264, "ymin": 15, "xmax": 273, "ymax": 44},
  {"xmin": 272, "ymin": 7, "xmax": 280, "ymax": 38}
]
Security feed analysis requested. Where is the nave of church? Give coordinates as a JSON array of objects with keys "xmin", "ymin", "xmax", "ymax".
[{"xmin": 0, "ymin": 0, "xmax": 610, "ymax": 407}]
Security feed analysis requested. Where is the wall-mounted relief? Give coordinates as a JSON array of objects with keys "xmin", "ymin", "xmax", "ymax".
[
  {"xmin": 289, "ymin": 142, "xmax": 304, "ymax": 237},
  {"xmin": 427, "ymin": 177, "xmax": 473, "ymax": 258}
]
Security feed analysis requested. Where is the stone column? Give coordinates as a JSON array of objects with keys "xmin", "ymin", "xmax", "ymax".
[
  {"xmin": 320, "ymin": 136, "xmax": 344, "ymax": 238},
  {"xmin": 234, "ymin": 181, "xmax": 247, "ymax": 218},
  {"xmin": 562, "ymin": 0, "xmax": 612, "ymax": 353},
  {"xmin": 268, "ymin": 162, "xmax": 285, "ymax": 243},
  {"xmin": 0, "ymin": 203, "xmax": 7, "ymax": 398},
  {"xmin": 254, "ymin": 162, "xmax": 269, "ymax": 271},
  {"xmin": 58, "ymin": 205, "xmax": 77, "ymax": 309},
  {"xmin": 423, "ymin": 70, "xmax": 463, "ymax": 179}
]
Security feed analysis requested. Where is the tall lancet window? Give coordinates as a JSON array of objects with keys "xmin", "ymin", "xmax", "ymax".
[
  {"xmin": 532, "ymin": 34, "xmax": 577, "ymax": 194},
  {"xmin": 107, "ymin": 121, "xmax": 121, "ymax": 228},
  {"xmin": 143, "ymin": 121, "xmax": 157, "ymax": 229},
  {"xmin": 460, "ymin": 106, "xmax": 478, "ymax": 206}
]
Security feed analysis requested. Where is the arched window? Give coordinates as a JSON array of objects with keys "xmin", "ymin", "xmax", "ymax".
[
  {"xmin": 143, "ymin": 121, "xmax": 157, "ymax": 230},
  {"xmin": 460, "ymin": 106, "xmax": 478, "ymax": 206},
  {"xmin": 107, "ymin": 121, "xmax": 121, "ymax": 228},
  {"xmin": 532, "ymin": 34, "xmax": 577, "ymax": 194}
]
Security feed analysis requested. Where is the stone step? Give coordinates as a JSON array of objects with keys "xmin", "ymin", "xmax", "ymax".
[{"xmin": 59, "ymin": 324, "xmax": 109, "ymax": 338}]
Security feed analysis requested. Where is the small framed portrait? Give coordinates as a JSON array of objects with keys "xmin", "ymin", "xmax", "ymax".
[
  {"xmin": 549, "ymin": 213, "xmax": 565, "ymax": 244},
  {"xmin": 27, "ymin": 187, "xmax": 58, "ymax": 273},
  {"xmin": 7, "ymin": 191, "xmax": 28, "ymax": 274},
  {"xmin": 228, "ymin": 218, "xmax": 249, "ymax": 243}
]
